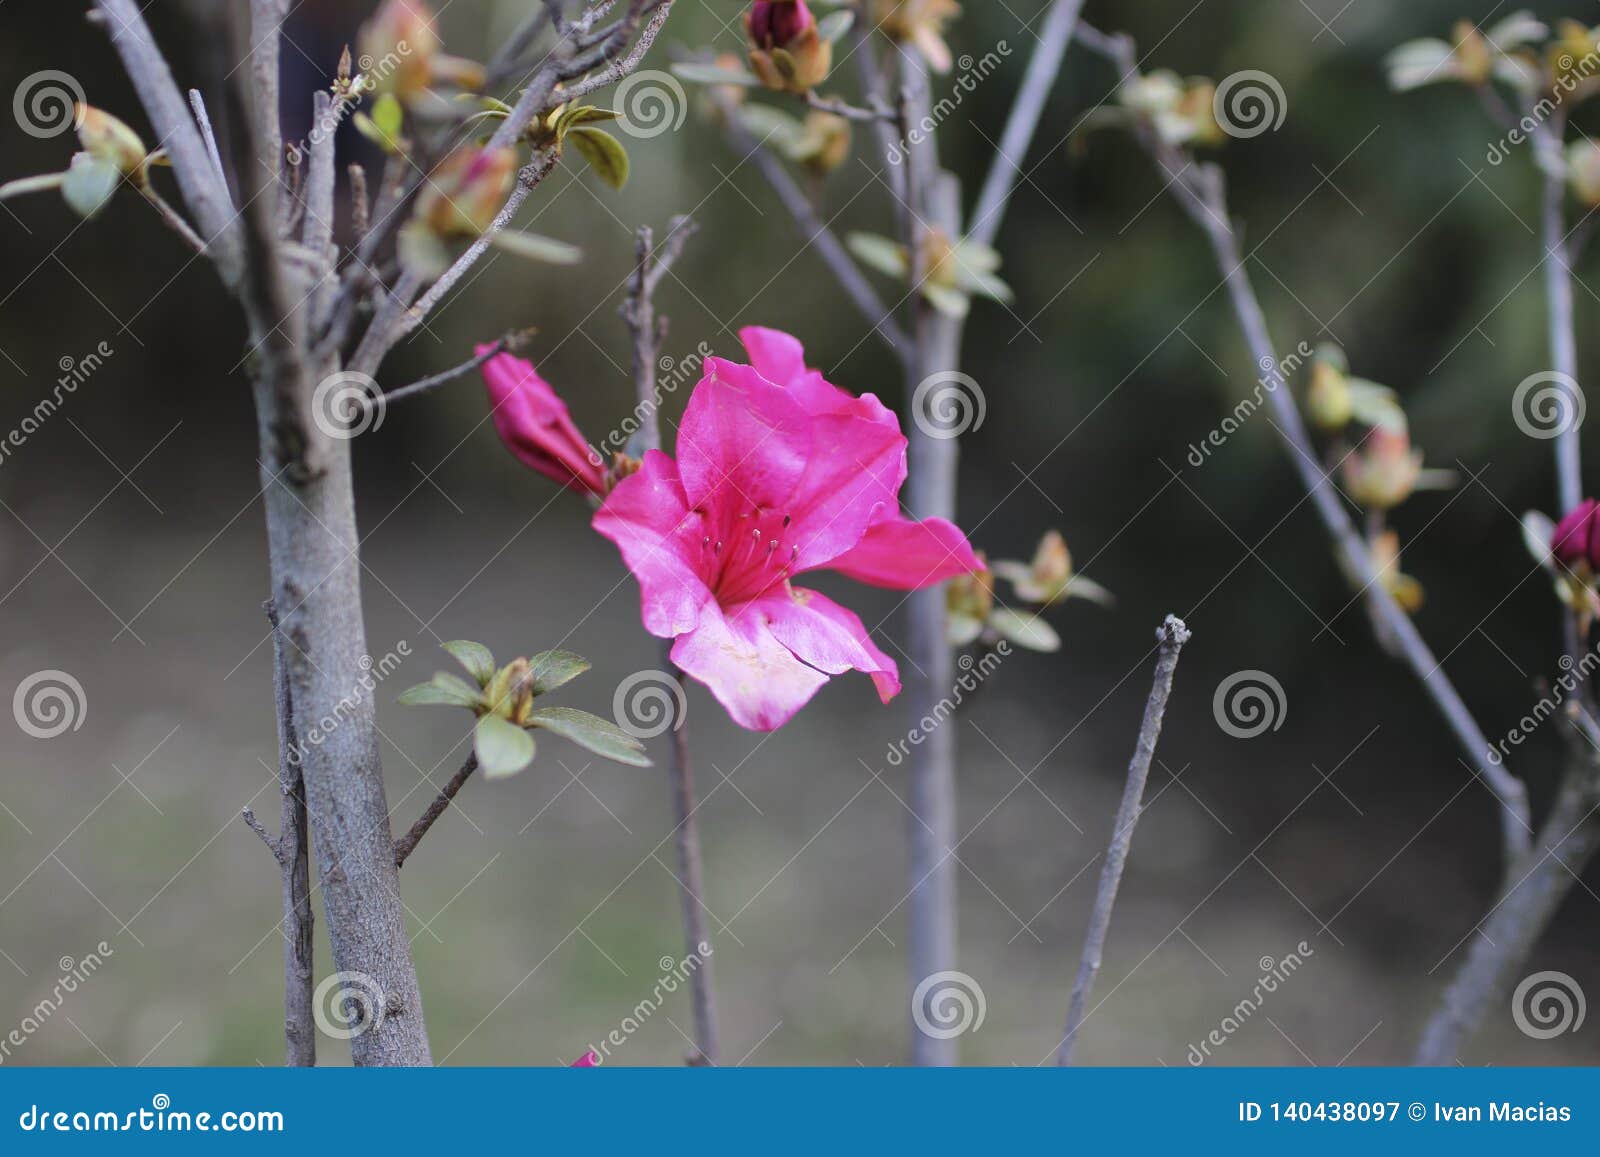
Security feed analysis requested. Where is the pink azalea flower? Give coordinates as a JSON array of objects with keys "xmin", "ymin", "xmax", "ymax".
[
  {"xmin": 569, "ymin": 1049, "xmax": 599, "ymax": 1067},
  {"xmin": 593, "ymin": 328, "xmax": 981, "ymax": 731},
  {"xmin": 480, "ymin": 345, "xmax": 607, "ymax": 497}
]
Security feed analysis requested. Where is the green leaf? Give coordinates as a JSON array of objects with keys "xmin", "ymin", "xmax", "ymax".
[
  {"xmin": 567, "ymin": 127, "xmax": 629, "ymax": 190},
  {"xmin": 923, "ymin": 283, "xmax": 971, "ymax": 319},
  {"xmin": 817, "ymin": 9, "xmax": 855, "ymax": 42},
  {"xmin": 525, "ymin": 651, "xmax": 592, "ymax": 696},
  {"xmin": 442, "ymin": 640, "xmax": 496, "ymax": 687},
  {"xmin": 62, "ymin": 154, "xmax": 120, "ymax": 218},
  {"xmin": 846, "ymin": 232, "xmax": 909, "ymax": 279},
  {"xmin": 954, "ymin": 240, "xmax": 1002, "ymax": 272},
  {"xmin": 947, "ymin": 612, "xmax": 985, "ymax": 647},
  {"xmin": 673, "ymin": 62, "xmax": 759, "ymax": 87},
  {"xmin": 988, "ymin": 609, "xmax": 1061, "ymax": 653},
  {"xmin": 555, "ymin": 105, "xmax": 620, "ymax": 132},
  {"xmin": 398, "ymin": 672, "xmax": 484, "ymax": 709},
  {"xmin": 955, "ymin": 265, "xmax": 1014, "ymax": 304},
  {"xmin": 737, "ymin": 104, "xmax": 806, "ymax": 151},
  {"xmin": 527, "ymin": 707, "xmax": 652, "ymax": 768},
  {"xmin": 372, "ymin": 92, "xmax": 405, "ymax": 139},
  {"xmin": 488, "ymin": 229, "xmax": 584, "ymax": 265},
  {"xmin": 475, "ymin": 714, "xmax": 537, "ymax": 779}
]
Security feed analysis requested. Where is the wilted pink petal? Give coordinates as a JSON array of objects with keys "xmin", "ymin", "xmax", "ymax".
[{"xmin": 480, "ymin": 346, "xmax": 607, "ymax": 496}]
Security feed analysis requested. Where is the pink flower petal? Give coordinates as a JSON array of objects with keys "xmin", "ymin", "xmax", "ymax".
[
  {"xmin": 675, "ymin": 358, "xmax": 812, "ymax": 515},
  {"xmin": 569, "ymin": 1050, "xmax": 599, "ymax": 1067},
  {"xmin": 781, "ymin": 408, "xmax": 907, "ymax": 571},
  {"xmin": 826, "ymin": 514, "xmax": 982, "ymax": 589},
  {"xmin": 670, "ymin": 602, "xmax": 829, "ymax": 731},
  {"xmin": 739, "ymin": 326, "xmax": 898, "ymax": 426},
  {"xmin": 756, "ymin": 586, "xmax": 901, "ymax": 703},
  {"xmin": 593, "ymin": 451, "xmax": 715, "ymax": 639}
]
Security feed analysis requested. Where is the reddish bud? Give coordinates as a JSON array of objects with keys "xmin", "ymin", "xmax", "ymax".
[
  {"xmin": 1552, "ymin": 498, "xmax": 1600, "ymax": 571},
  {"xmin": 748, "ymin": 0, "xmax": 815, "ymax": 47},
  {"xmin": 480, "ymin": 346, "xmax": 607, "ymax": 497}
]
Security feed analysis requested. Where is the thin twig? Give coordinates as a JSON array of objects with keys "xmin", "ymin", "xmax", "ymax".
[
  {"xmin": 706, "ymin": 84, "xmax": 911, "ymax": 365},
  {"xmin": 1535, "ymin": 115, "xmax": 1583, "ymax": 515},
  {"xmin": 137, "ymin": 183, "xmax": 207, "ymax": 253},
  {"xmin": 968, "ymin": 0, "xmax": 1086, "ymax": 248},
  {"xmin": 805, "ymin": 89, "xmax": 895, "ymax": 122},
  {"xmin": 380, "ymin": 332, "xmax": 533, "ymax": 406},
  {"xmin": 186, "ymin": 88, "xmax": 232, "ymax": 207},
  {"xmin": 394, "ymin": 755, "xmax": 480, "ymax": 868},
  {"xmin": 621, "ymin": 218, "xmax": 721, "ymax": 1066},
  {"xmin": 1058, "ymin": 615, "xmax": 1191, "ymax": 1065},
  {"xmin": 251, "ymin": 597, "xmax": 315, "ymax": 1067},
  {"xmin": 1078, "ymin": 22, "xmax": 1532, "ymax": 867}
]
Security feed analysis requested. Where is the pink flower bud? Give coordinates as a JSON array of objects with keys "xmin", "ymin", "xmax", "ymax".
[
  {"xmin": 479, "ymin": 347, "xmax": 606, "ymax": 497},
  {"xmin": 417, "ymin": 146, "xmax": 516, "ymax": 238},
  {"xmin": 748, "ymin": 0, "xmax": 816, "ymax": 48},
  {"xmin": 1552, "ymin": 498, "xmax": 1600, "ymax": 571}
]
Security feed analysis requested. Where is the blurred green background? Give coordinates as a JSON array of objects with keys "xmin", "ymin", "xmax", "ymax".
[{"xmin": 0, "ymin": 0, "xmax": 1596, "ymax": 1065}]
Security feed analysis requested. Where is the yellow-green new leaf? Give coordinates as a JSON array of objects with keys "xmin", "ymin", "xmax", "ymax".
[
  {"xmin": 475, "ymin": 714, "xmax": 537, "ymax": 778},
  {"xmin": 62, "ymin": 154, "xmax": 120, "ymax": 218},
  {"xmin": 526, "ymin": 651, "xmax": 592, "ymax": 696},
  {"xmin": 847, "ymin": 232, "xmax": 909, "ymax": 279},
  {"xmin": 567, "ymin": 127, "xmax": 629, "ymax": 190},
  {"xmin": 988, "ymin": 609, "xmax": 1061, "ymax": 653},
  {"xmin": 442, "ymin": 640, "xmax": 496, "ymax": 686},
  {"xmin": 398, "ymin": 672, "xmax": 484, "ymax": 710},
  {"xmin": 489, "ymin": 230, "xmax": 584, "ymax": 265}
]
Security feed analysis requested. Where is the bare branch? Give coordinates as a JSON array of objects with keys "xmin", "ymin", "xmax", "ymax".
[
  {"xmin": 621, "ymin": 219, "xmax": 721, "ymax": 1066},
  {"xmin": 186, "ymin": 88, "xmax": 232, "ymax": 206},
  {"xmin": 1078, "ymin": 22, "xmax": 1532, "ymax": 868},
  {"xmin": 707, "ymin": 86, "xmax": 911, "ymax": 366},
  {"xmin": 93, "ymin": 0, "xmax": 241, "ymax": 280},
  {"xmin": 1058, "ymin": 615, "xmax": 1191, "ymax": 1065},
  {"xmin": 382, "ymin": 330, "xmax": 534, "ymax": 406},
  {"xmin": 968, "ymin": 0, "xmax": 1086, "ymax": 248},
  {"xmin": 394, "ymin": 755, "xmax": 480, "ymax": 868}
]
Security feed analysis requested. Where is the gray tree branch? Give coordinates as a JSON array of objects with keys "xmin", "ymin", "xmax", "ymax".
[{"xmin": 1058, "ymin": 615, "xmax": 1191, "ymax": 1065}]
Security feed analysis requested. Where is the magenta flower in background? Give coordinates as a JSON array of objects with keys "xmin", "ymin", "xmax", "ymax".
[
  {"xmin": 593, "ymin": 328, "xmax": 981, "ymax": 731},
  {"xmin": 569, "ymin": 1049, "xmax": 599, "ymax": 1067},
  {"xmin": 480, "ymin": 345, "xmax": 607, "ymax": 497},
  {"xmin": 1551, "ymin": 498, "xmax": 1600, "ymax": 571}
]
